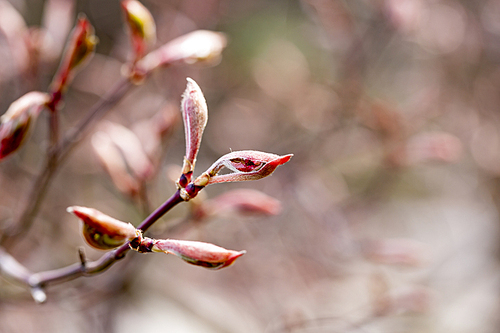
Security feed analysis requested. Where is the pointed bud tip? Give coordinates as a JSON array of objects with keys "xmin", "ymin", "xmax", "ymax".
[
  {"xmin": 279, "ymin": 154, "xmax": 293, "ymax": 164},
  {"xmin": 184, "ymin": 77, "xmax": 202, "ymax": 94}
]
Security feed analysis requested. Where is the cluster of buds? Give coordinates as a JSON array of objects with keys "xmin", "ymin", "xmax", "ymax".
[
  {"xmin": 175, "ymin": 78, "xmax": 292, "ymax": 201},
  {"xmin": 61, "ymin": 2, "xmax": 291, "ymax": 273},
  {"xmin": 78, "ymin": 76, "xmax": 291, "ymax": 270},
  {"xmin": 67, "ymin": 206, "xmax": 245, "ymax": 269}
]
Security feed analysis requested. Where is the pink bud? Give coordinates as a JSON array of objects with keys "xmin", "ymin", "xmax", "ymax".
[
  {"xmin": 121, "ymin": 0, "xmax": 156, "ymax": 64},
  {"xmin": 50, "ymin": 15, "xmax": 98, "ymax": 95},
  {"xmin": 178, "ymin": 78, "xmax": 208, "ymax": 186},
  {"xmin": 138, "ymin": 30, "xmax": 227, "ymax": 73},
  {"xmin": 197, "ymin": 150, "xmax": 292, "ymax": 185},
  {"xmin": 67, "ymin": 206, "xmax": 138, "ymax": 250},
  {"xmin": 202, "ymin": 189, "xmax": 282, "ymax": 217},
  {"xmin": 152, "ymin": 239, "xmax": 245, "ymax": 269},
  {"xmin": 0, "ymin": 92, "xmax": 49, "ymax": 161}
]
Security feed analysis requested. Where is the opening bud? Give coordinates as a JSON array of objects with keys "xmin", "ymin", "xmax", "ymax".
[
  {"xmin": 0, "ymin": 92, "xmax": 49, "ymax": 161},
  {"xmin": 50, "ymin": 15, "xmax": 98, "ymax": 95},
  {"xmin": 67, "ymin": 206, "xmax": 138, "ymax": 250},
  {"xmin": 196, "ymin": 150, "xmax": 293, "ymax": 185},
  {"xmin": 151, "ymin": 239, "xmax": 245, "ymax": 270},
  {"xmin": 121, "ymin": 0, "xmax": 156, "ymax": 63}
]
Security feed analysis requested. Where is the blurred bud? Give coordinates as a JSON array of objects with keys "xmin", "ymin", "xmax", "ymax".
[
  {"xmin": 360, "ymin": 238, "xmax": 429, "ymax": 267},
  {"xmin": 91, "ymin": 131, "xmax": 140, "ymax": 197},
  {"xmin": 121, "ymin": 0, "xmax": 156, "ymax": 63},
  {"xmin": 41, "ymin": 0, "xmax": 76, "ymax": 63},
  {"xmin": 0, "ymin": 1, "xmax": 30, "ymax": 79},
  {"xmin": 199, "ymin": 189, "xmax": 282, "ymax": 218},
  {"xmin": 196, "ymin": 150, "xmax": 293, "ymax": 185},
  {"xmin": 151, "ymin": 238, "xmax": 245, "ymax": 269},
  {"xmin": 67, "ymin": 206, "xmax": 138, "ymax": 250},
  {"xmin": 178, "ymin": 78, "xmax": 208, "ymax": 187},
  {"xmin": 0, "ymin": 92, "xmax": 49, "ymax": 161},
  {"xmin": 138, "ymin": 30, "xmax": 227, "ymax": 73},
  {"xmin": 50, "ymin": 15, "xmax": 98, "ymax": 95},
  {"xmin": 388, "ymin": 132, "xmax": 462, "ymax": 167},
  {"xmin": 406, "ymin": 132, "xmax": 462, "ymax": 164},
  {"xmin": 132, "ymin": 103, "xmax": 179, "ymax": 165},
  {"xmin": 102, "ymin": 121, "xmax": 154, "ymax": 182},
  {"xmin": 391, "ymin": 286, "xmax": 432, "ymax": 314}
]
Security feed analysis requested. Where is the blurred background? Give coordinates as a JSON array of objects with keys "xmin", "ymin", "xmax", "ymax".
[{"xmin": 1, "ymin": 0, "xmax": 500, "ymax": 332}]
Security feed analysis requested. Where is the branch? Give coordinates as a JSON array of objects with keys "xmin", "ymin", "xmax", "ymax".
[
  {"xmin": 0, "ymin": 78, "xmax": 134, "ymax": 247},
  {"xmin": 0, "ymin": 190, "xmax": 183, "ymax": 303}
]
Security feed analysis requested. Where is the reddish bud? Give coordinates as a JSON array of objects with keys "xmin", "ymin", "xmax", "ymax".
[
  {"xmin": 67, "ymin": 206, "xmax": 138, "ymax": 250},
  {"xmin": 50, "ymin": 15, "xmax": 98, "ymax": 95},
  {"xmin": 138, "ymin": 30, "xmax": 227, "ymax": 73},
  {"xmin": 121, "ymin": 0, "xmax": 156, "ymax": 64},
  {"xmin": 196, "ymin": 150, "xmax": 292, "ymax": 185},
  {"xmin": 0, "ymin": 92, "xmax": 49, "ymax": 161},
  {"xmin": 151, "ymin": 239, "xmax": 245, "ymax": 270}
]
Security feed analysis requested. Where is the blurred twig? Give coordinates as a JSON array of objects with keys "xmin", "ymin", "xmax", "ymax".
[{"xmin": 0, "ymin": 78, "xmax": 134, "ymax": 247}]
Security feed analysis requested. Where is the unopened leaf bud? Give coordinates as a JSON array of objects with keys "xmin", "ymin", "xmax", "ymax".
[
  {"xmin": 67, "ymin": 206, "xmax": 138, "ymax": 250},
  {"xmin": 151, "ymin": 239, "xmax": 245, "ymax": 269},
  {"xmin": 177, "ymin": 78, "xmax": 208, "ymax": 187},
  {"xmin": 0, "ymin": 92, "xmax": 49, "ymax": 161},
  {"xmin": 50, "ymin": 15, "xmax": 98, "ymax": 95}
]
